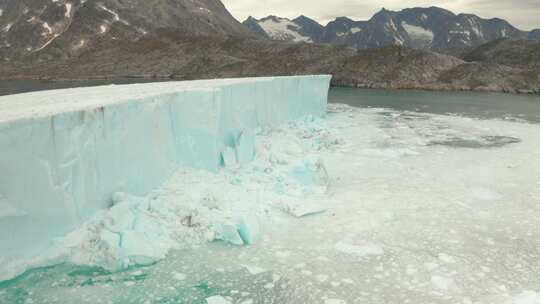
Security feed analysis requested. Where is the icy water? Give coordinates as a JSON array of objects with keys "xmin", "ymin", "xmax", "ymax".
[
  {"xmin": 1, "ymin": 85, "xmax": 540, "ymax": 304},
  {"xmin": 330, "ymin": 87, "xmax": 540, "ymax": 124}
]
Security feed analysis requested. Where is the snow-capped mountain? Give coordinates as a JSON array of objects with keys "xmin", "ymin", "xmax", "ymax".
[
  {"xmin": 0, "ymin": 0, "xmax": 251, "ymax": 61},
  {"xmin": 244, "ymin": 7, "xmax": 540, "ymax": 54},
  {"xmin": 243, "ymin": 15, "xmax": 313, "ymax": 42}
]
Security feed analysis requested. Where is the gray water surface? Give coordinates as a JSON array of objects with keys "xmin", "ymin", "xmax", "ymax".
[{"xmin": 329, "ymin": 87, "xmax": 540, "ymax": 123}]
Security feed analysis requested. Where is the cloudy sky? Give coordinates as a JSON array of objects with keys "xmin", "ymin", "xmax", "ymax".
[{"xmin": 222, "ymin": 0, "xmax": 540, "ymax": 30}]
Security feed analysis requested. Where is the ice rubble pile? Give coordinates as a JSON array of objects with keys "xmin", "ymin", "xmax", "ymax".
[
  {"xmin": 53, "ymin": 114, "xmax": 341, "ymax": 272},
  {"xmin": 0, "ymin": 76, "xmax": 331, "ymax": 279}
]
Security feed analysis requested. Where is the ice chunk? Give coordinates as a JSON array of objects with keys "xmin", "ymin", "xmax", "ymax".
[
  {"xmin": 325, "ymin": 299, "xmax": 347, "ymax": 304},
  {"xmin": 513, "ymin": 291, "xmax": 540, "ymax": 304},
  {"xmin": 242, "ymin": 265, "xmax": 267, "ymax": 275},
  {"xmin": 172, "ymin": 272, "xmax": 187, "ymax": 281},
  {"xmin": 206, "ymin": 296, "xmax": 232, "ymax": 304},
  {"xmin": 236, "ymin": 214, "xmax": 260, "ymax": 245},
  {"xmin": 215, "ymin": 222, "xmax": 245, "ymax": 246},
  {"xmin": 289, "ymin": 157, "xmax": 329, "ymax": 189},
  {"xmin": 214, "ymin": 213, "xmax": 261, "ymax": 246},
  {"xmin": 430, "ymin": 275, "xmax": 457, "ymax": 291},
  {"xmin": 119, "ymin": 231, "xmax": 164, "ymax": 266}
]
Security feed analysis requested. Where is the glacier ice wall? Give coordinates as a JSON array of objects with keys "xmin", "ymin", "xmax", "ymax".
[{"xmin": 0, "ymin": 76, "xmax": 331, "ymax": 260}]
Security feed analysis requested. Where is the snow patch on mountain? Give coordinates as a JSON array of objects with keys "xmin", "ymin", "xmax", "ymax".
[
  {"xmin": 2, "ymin": 23, "xmax": 12, "ymax": 32},
  {"xmin": 350, "ymin": 27, "xmax": 362, "ymax": 34},
  {"xmin": 65, "ymin": 3, "xmax": 73, "ymax": 18},
  {"xmin": 98, "ymin": 4, "xmax": 120, "ymax": 22},
  {"xmin": 42, "ymin": 22, "xmax": 53, "ymax": 35},
  {"xmin": 402, "ymin": 22, "xmax": 434, "ymax": 43},
  {"xmin": 258, "ymin": 17, "xmax": 312, "ymax": 42}
]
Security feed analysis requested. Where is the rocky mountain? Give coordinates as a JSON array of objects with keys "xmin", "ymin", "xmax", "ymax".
[
  {"xmin": 463, "ymin": 39, "xmax": 540, "ymax": 68},
  {"xmin": 243, "ymin": 15, "xmax": 313, "ymax": 42},
  {"xmin": 0, "ymin": 2, "xmax": 538, "ymax": 94},
  {"xmin": 244, "ymin": 7, "xmax": 540, "ymax": 54},
  {"xmin": 0, "ymin": 0, "xmax": 252, "ymax": 63},
  {"xmin": 529, "ymin": 29, "xmax": 540, "ymax": 40},
  {"xmin": 242, "ymin": 16, "xmax": 269, "ymax": 39},
  {"xmin": 2, "ymin": 29, "xmax": 538, "ymax": 94}
]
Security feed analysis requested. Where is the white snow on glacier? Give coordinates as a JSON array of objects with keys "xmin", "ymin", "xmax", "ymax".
[
  {"xmin": 0, "ymin": 76, "xmax": 331, "ymax": 281},
  {"xmin": 1, "ymin": 102, "xmax": 539, "ymax": 304}
]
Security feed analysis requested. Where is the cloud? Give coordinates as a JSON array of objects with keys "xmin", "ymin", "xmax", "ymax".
[{"xmin": 222, "ymin": 0, "xmax": 540, "ymax": 30}]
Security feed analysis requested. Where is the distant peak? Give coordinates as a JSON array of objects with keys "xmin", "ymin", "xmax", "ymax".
[
  {"xmin": 373, "ymin": 7, "xmax": 395, "ymax": 17},
  {"xmin": 400, "ymin": 6, "xmax": 456, "ymax": 17},
  {"xmin": 293, "ymin": 15, "xmax": 323, "ymax": 27},
  {"xmin": 260, "ymin": 15, "xmax": 288, "ymax": 22},
  {"xmin": 333, "ymin": 16, "xmax": 354, "ymax": 22}
]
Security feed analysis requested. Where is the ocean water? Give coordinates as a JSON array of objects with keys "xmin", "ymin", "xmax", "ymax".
[
  {"xmin": 1, "ymin": 84, "xmax": 540, "ymax": 304},
  {"xmin": 329, "ymin": 87, "xmax": 540, "ymax": 124}
]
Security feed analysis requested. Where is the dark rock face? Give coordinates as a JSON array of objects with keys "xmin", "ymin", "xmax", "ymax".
[
  {"xmin": 529, "ymin": 29, "xmax": 540, "ymax": 40},
  {"xmin": 244, "ymin": 7, "xmax": 536, "ymax": 55},
  {"xmin": 0, "ymin": 0, "xmax": 252, "ymax": 62},
  {"xmin": 243, "ymin": 16, "xmax": 269, "ymax": 39},
  {"xmin": 292, "ymin": 15, "xmax": 325, "ymax": 42}
]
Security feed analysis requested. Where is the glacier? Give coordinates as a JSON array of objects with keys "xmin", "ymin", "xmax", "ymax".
[{"xmin": 0, "ymin": 76, "xmax": 331, "ymax": 280}]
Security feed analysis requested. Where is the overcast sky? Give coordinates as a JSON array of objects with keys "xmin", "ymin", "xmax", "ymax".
[{"xmin": 222, "ymin": 0, "xmax": 540, "ymax": 30}]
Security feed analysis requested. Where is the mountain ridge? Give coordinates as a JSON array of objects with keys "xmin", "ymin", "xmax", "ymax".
[
  {"xmin": 0, "ymin": 2, "xmax": 538, "ymax": 94},
  {"xmin": 0, "ymin": 0, "xmax": 252, "ymax": 63},
  {"xmin": 243, "ymin": 6, "xmax": 540, "ymax": 54}
]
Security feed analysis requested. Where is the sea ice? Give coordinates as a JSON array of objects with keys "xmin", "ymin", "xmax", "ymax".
[
  {"xmin": 513, "ymin": 291, "xmax": 540, "ymax": 304},
  {"xmin": 334, "ymin": 241, "xmax": 384, "ymax": 257}
]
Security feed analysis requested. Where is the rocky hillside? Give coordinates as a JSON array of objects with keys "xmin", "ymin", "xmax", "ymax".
[
  {"xmin": 0, "ymin": 0, "xmax": 251, "ymax": 63},
  {"xmin": 463, "ymin": 39, "xmax": 540, "ymax": 68},
  {"xmin": 0, "ymin": 2, "xmax": 538, "ymax": 94},
  {"xmin": 244, "ymin": 7, "xmax": 540, "ymax": 55},
  {"xmin": 2, "ymin": 29, "xmax": 538, "ymax": 94}
]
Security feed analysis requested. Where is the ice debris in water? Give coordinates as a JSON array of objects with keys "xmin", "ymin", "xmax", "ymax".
[
  {"xmin": 513, "ymin": 291, "xmax": 540, "ymax": 304},
  {"xmin": 206, "ymin": 295, "xmax": 232, "ymax": 304},
  {"xmin": 44, "ymin": 114, "xmax": 341, "ymax": 271},
  {"xmin": 334, "ymin": 241, "xmax": 384, "ymax": 257}
]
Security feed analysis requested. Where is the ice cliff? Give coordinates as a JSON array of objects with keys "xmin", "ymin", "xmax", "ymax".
[{"xmin": 0, "ymin": 76, "xmax": 331, "ymax": 278}]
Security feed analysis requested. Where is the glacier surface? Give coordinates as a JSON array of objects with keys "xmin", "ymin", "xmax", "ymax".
[{"xmin": 0, "ymin": 76, "xmax": 331, "ymax": 280}]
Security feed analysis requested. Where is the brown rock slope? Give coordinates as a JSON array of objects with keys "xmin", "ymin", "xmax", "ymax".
[{"xmin": 1, "ymin": 29, "xmax": 539, "ymax": 94}]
